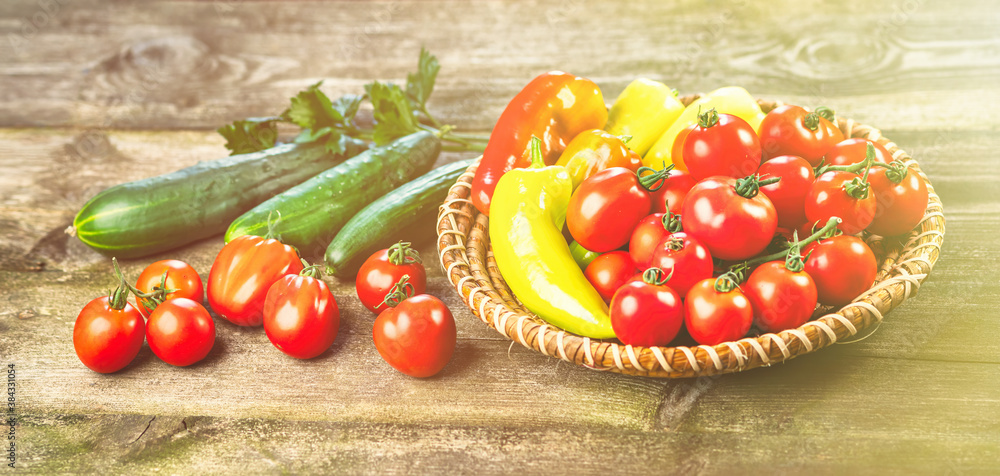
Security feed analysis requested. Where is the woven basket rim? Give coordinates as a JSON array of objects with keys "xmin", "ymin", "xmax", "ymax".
[{"xmin": 436, "ymin": 95, "xmax": 945, "ymax": 378}]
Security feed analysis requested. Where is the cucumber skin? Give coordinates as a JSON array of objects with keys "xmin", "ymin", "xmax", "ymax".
[
  {"xmin": 325, "ymin": 158, "xmax": 475, "ymax": 278},
  {"xmin": 226, "ymin": 131, "xmax": 442, "ymax": 256},
  {"xmin": 72, "ymin": 139, "xmax": 368, "ymax": 259}
]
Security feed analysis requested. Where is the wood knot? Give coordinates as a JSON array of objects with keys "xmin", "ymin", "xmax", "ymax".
[{"xmin": 782, "ymin": 33, "xmax": 897, "ymax": 81}]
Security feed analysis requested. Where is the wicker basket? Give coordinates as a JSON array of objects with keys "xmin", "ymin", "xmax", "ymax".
[{"xmin": 436, "ymin": 96, "xmax": 945, "ymax": 378}]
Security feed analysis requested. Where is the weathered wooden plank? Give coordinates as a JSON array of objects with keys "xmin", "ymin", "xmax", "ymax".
[
  {"xmin": 12, "ymin": 352, "xmax": 1000, "ymax": 473},
  {"xmin": 0, "ymin": 0, "xmax": 997, "ymax": 130}
]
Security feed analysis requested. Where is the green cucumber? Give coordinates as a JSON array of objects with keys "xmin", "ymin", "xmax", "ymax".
[
  {"xmin": 325, "ymin": 158, "xmax": 475, "ymax": 278},
  {"xmin": 71, "ymin": 139, "xmax": 368, "ymax": 259},
  {"xmin": 226, "ymin": 130, "xmax": 442, "ymax": 256}
]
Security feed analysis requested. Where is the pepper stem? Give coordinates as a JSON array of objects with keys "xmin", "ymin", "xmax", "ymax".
[
  {"xmin": 381, "ymin": 275, "xmax": 416, "ymax": 309},
  {"xmin": 388, "ymin": 241, "xmax": 422, "ymax": 266},
  {"xmin": 527, "ymin": 136, "xmax": 545, "ymax": 169}
]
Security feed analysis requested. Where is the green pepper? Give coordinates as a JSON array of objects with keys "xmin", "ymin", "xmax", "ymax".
[
  {"xmin": 489, "ymin": 138, "xmax": 614, "ymax": 339},
  {"xmin": 569, "ymin": 240, "xmax": 600, "ymax": 270},
  {"xmin": 604, "ymin": 78, "xmax": 684, "ymax": 156}
]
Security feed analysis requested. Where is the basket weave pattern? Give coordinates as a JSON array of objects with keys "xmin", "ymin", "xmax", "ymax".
[{"xmin": 436, "ymin": 97, "xmax": 945, "ymax": 378}]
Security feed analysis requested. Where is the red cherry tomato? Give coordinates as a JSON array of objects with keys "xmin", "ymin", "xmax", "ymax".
[
  {"xmin": 823, "ymin": 138, "xmax": 892, "ymax": 167},
  {"xmin": 648, "ymin": 232, "xmax": 713, "ymax": 297},
  {"xmin": 146, "ymin": 297, "xmax": 215, "ymax": 367},
  {"xmin": 743, "ymin": 261, "xmax": 818, "ymax": 333},
  {"xmin": 135, "ymin": 259, "xmax": 204, "ymax": 316},
  {"xmin": 373, "ymin": 294, "xmax": 456, "ymax": 378},
  {"xmin": 207, "ymin": 235, "xmax": 303, "ymax": 327},
  {"xmin": 758, "ymin": 155, "xmax": 815, "ymax": 229},
  {"xmin": 682, "ymin": 111, "xmax": 762, "ymax": 181},
  {"xmin": 609, "ymin": 272, "xmax": 685, "ymax": 347},
  {"xmin": 670, "ymin": 123, "xmax": 697, "ymax": 171},
  {"xmin": 866, "ymin": 162, "xmax": 929, "ymax": 237},
  {"xmin": 649, "ymin": 169, "xmax": 696, "ymax": 215},
  {"xmin": 584, "ymin": 251, "xmax": 637, "ymax": 302},
  {"xmin": 681, "ymin": 176, "xmax": 778, "ymax": 261},
  {"xmin": 684, "ymin": 278, "xmax": 753, "ymax": 345},
  {"xmin": 73, "ymin": 295, "xmax": 145, "ymax": 373},
  {"xmin": 263, "ymin": 272, "xmax": 340, "ymax": 359},
  {"xmin": 805, "ymin": 171, "xmax": 877, "ymax": 236},
  {"xmin": 628, "ymin": 213, "xmax": 668, "ymax": 270},
  {"xmin": 356, "ymin": 243, "xmax": 427, "ymax": 314},
  {"xmin": 568, "ymin": 167, "xmax": 654, "ymax": 252},
  {"xmin": 759, "ymin": 105, "xmax": 844, "ymax": 165},
  {"xmin": 803, "ymin": 236, "xmax": 877, "ymax": 306}
]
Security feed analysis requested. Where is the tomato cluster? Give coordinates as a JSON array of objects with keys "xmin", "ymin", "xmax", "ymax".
[
  {"xmin": 568, "ymin": 106, "xmax": 928, "ymax": 347},
  {"xmin": 357, "ymin": 242, "xmax": 455, "ymax": 378},
  {"xmin": 73, "ymin": 239, "xmax": 454, "ymax": 378}
]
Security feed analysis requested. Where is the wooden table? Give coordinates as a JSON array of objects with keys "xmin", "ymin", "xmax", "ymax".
[{"xmin": 2, "ymin": 0, "xmax": 998, "ymax": 473}]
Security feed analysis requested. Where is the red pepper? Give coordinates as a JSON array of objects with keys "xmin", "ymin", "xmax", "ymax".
[{"xmin": 471, "ymin": 71, "xmax": 607, "ymax": 215}]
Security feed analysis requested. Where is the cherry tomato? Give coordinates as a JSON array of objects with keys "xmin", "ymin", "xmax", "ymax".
[
  {"xmin": 207, "ymin": 235, "xmax": 303, "ymax": 327},
  {"xmin": 135, "ymin": 259, "xmax": 204, "ymax": 316},
  {"xmin": 628, "ymin": 213, "xmax": 668, "ymax": 270},
  {"xmin": 356, "ymin": 243, "xmax": 427, "ymax": 314},
  {"xmin": 805, "ymin": 171, "xmax": 876, "ymax": 236},
  {"xmin": 609, "ymin": 272, "xmax": 685, "ymax": 347},
  {"xmin": 584, "ymin": 251, "xmax": 637, "ymax": 303},
  {"xmin": 670, "ymin": 123, "xmax": 697, "ymax": 171},
  {"xmin": 681, "ymin": 176, "xmax": 778, "ymax": 261},
  {"xmin": 758, "ymin": 155, "xmax": 815, "ymax": 229},
  {"xmin": 373, "ymin": 294, "xmax": 456, "ymax": 378},
  {"xmin": 866, "ymin": 162, "xmax": 929, "ymax": 237},
  {"xmin": 146, "ymin": 297, "xmax": 215, "ymax": 367},
  {"xmin": 648, "ymin": 232, "xmax": 713, "ymax": 297},
  {"xmin": 743, "ymin": 261, "xmax": 818, "ymax": 333},
  {"xmin": 684, "ymin": 278, "xmax": 753, "ymax": 345},
  {"xmin": 567, "ymin": 167, "xmax": 653, "ymax": 252},
  {"xmin": 649, "ymin": 169, "xmax": 696, "ymax": 215},
  {"xmin": 73, "ymin": 295, "xmax": 145, "ymax": 373},
  {"xmin": 759, "ymin": 105, "xmax": 844, "ymax": 165},
  {"xmin": 803, "ymin": 235, "xmax": 877, "ymax": 306},
  {"xmin": 823, "ymin": 138, "xmax": 892, "ymax": 167},
  {"xmin": 263, "ymin": 272, "xmax": 340, "ymax": 359},
  {"xmin": 682, "ymin": 111, "xmax": 762, "ymax": 181}
]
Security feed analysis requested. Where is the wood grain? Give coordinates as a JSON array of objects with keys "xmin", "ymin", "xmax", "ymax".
[
  {"xmin": 1, "ymin": 0, "xmax": 999, "ymax": 472},
  {"xmin": 0, "ymin": 0, "xmax": 997, "ymax": 131}
]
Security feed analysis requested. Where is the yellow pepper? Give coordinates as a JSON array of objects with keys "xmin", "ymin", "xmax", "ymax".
[
  {"xmin": 555, "ymin": 129, "xmax": 642, "ymax": 191},
  {"xmin": 489, "ymin": 137, "xmax": 614, "ymax": 339},
  {"xmin": 604, "ymin": 79, "xmax": 684, "ymax": 156},
  {"xmin": 644, "ymin": 86, "xmax": 766, "ymax": 169}
]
